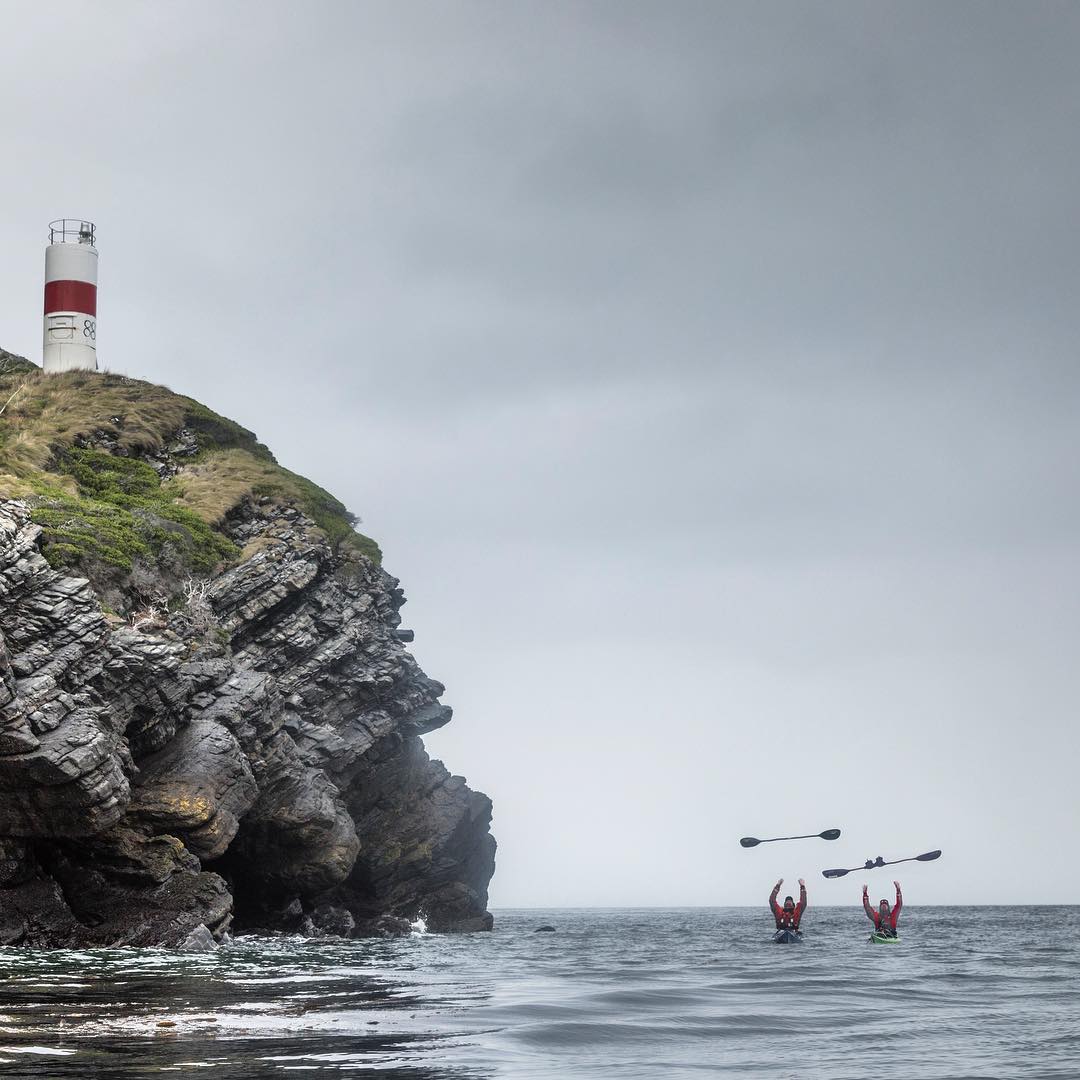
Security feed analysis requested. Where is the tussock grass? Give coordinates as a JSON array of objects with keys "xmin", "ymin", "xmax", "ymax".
[
  {"xmin": 0, "ymin": 366, "xmax": 273, "ymax": 478},
  {"xmin": 177, "ymin": 449, "xmax": 381, "ymax": 562},
  {"xmin": 0, "ymin": 350, "xmax": 37, "ymax": 379},
  {"xmin": 0, "ymin": 370, "xmax": 188, "ymax": 476},
  {"xmin": 174, "ymin": 449, "xmax": 288, "ymax": 524}
]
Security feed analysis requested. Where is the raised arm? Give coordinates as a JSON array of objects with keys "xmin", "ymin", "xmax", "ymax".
[
  {"xmin": 791, "ymin": 878, "xmax": 807, "ymax": 927},
  {"xmin": 893, "ymin": 881, "xmax": 902, "ymax": 919},
  {"xmin": 769, "ymin": 878, "xmax": 783, "ymax": 916},
  {"xmin": 862, "ymin": 884, "xmax": 875, "ymax": 923}
]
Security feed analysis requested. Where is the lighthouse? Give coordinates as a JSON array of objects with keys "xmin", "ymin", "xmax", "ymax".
[{"xmin": 43, "ymin": 219, "xmax": 98, "ymax": 373}]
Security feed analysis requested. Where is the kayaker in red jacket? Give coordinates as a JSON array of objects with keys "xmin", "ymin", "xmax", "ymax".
[
  {"xmin": 770, "ymin": 878, "xmax": 807, "ymax": 930},
  {"xmin": 863, "ymin": 880, "xmax": 902, "ymax": 936}
]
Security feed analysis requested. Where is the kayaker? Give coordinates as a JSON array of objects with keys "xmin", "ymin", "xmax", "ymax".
[
  {"xmin": 769, "ymin": 877, "xmax": 807, "ymax": 931},
  {"xmin": 863, "ymin": 880, "xmax": 902, "ymax": 937}
]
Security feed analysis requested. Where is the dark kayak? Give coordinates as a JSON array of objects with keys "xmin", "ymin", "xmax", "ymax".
[{"xmin": 772, "ymin": 928, "xmax": 803, "ymax": 944}]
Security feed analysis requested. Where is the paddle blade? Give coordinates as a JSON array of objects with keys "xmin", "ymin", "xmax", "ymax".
[
  {"xmin": 916, "ymin": 850, "xmax": 942, "ymax": 862},
  {"xmin": 822, "ymin": 867, "xmax": 850, "ymax": 878},
  {"xmin": 739, "ymin": 837, "xmax": 761, "ymax": 848},
  {"xmin": 819, "ymin": 829, "xmax": 841, "ymax": 841}
]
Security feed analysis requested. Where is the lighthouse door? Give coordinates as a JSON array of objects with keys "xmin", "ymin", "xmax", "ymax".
[{"xmin": 46, "ymin": 314, "xmax": 77, "ymax": 341}]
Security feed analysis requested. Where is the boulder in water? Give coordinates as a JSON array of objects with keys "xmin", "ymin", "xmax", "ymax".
[
  {"xmin": 354, "ymin": 914, "xmax": 414, "ymax": 938},
  {"xmin": 177, "ymin": 924, "xmax": 218, "ymax": 952},
  {"xmin": 309, "ymin": 904, "xmax": 356, "ymax": 938}
]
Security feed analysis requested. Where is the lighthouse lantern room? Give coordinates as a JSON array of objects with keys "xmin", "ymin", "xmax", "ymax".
[{"xmin": 43, "ymin": 219, "xmax": 98, "ymax": 374}]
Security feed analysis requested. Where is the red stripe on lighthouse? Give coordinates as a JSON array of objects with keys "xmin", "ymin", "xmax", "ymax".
[{"xmin": 44, "ymin": 280, "xmax": 97, "ymax": 316}]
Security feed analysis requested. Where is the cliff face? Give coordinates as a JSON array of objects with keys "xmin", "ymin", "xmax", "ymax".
[{"xmin": 0, "ymin": 354, "xmax": 495, "ymax": 946}]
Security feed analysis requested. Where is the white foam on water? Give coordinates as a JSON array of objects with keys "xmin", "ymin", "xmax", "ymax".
[{"xmin": 0, "ymin": 1046, "xmax": 78, "ymax": 1056}]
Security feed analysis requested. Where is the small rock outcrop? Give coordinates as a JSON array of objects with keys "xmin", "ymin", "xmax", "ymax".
[{"xmin": 0, "ymin": 362, "xmax": 495, "ymax": 946}]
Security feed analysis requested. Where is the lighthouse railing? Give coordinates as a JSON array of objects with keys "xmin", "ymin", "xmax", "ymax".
[{"xmin": 48, "ymin": 220, "xmax": 96, "ymax": 246}]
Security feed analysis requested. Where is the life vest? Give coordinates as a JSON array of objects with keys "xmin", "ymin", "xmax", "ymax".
[
  {"xmin": 776, "ymin": 905, "xmax": 798, "ymax": 929},
  {"xmin": 875, "ymin": 906, "xmax": 896, "ymax": 931}
]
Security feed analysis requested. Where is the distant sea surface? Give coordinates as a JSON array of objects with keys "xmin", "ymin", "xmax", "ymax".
[{"xmin": 0, "ymin": 907, "xmax": 1077, "ymax": 1078}]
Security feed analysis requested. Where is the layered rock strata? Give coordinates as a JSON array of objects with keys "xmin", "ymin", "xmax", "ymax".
[{"xmin": 0, "ymin": 495, "xmax": 495, "ymax": 946}]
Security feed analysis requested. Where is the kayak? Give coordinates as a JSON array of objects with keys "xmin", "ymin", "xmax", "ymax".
[
  {"xmin": 772, "ymin": 928, "xmax": 803, "ymax": 944},
  {"xmin": 869, "ymin": 932, "xmax": 900, "ymax": 944}
]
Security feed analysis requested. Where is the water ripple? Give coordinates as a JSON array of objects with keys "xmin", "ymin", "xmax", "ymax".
[{"xmin": 0, "ymin": 907, "xmax": 1074, "ymax": 1077}]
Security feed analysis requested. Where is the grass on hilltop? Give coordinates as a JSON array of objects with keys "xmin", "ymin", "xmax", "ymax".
[
  {"xmin": 0, "ymin": 356, "xmax": 380, "ymax": 583},
  {"xmin": 176, "ymin": 449, "xmax": 381, "ymax": 563}
]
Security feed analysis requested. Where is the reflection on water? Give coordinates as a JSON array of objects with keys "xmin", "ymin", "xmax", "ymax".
[
  {"xmin": 0, "ymin": 908, "xmax": 1077, "ymax": 1078},
  {"xmin": 0, "ymin": 937, "xmax": 486, "ymax": 1078}
]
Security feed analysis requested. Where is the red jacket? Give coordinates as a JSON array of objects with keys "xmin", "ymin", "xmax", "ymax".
[
  {"xmin": 770, "ymin": 882, "xmax": 807, "ymax": 929},
  {"xmin": 864, "ymin": 883, "xmax": 902, "ymax": 930}
]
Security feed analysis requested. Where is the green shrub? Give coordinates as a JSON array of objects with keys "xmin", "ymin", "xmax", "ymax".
[
  {"xmin": 30, "ymin": 450, "xmax": 237, "ymax": 576},
  {"xmin": 181, "ymin": 399, "xmax": 275, "ymax": 461}
]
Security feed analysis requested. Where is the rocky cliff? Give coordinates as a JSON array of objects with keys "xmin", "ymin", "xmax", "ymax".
[{"xmin": 0, "ymin": 350, "xmax": 495, "ymax": 946}]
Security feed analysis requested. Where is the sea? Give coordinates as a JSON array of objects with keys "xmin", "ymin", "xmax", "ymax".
[{"xmin": 0, "ymin": 907, "xmax": 1076, "ymax": 1079}]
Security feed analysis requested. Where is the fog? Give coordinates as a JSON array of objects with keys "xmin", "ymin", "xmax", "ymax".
[{"xmin": 1, "ymin": 1, "xmax": 1078, "ymax": 904}]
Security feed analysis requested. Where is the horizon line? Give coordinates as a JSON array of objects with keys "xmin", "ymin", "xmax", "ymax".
[{"xmin": 489, "ymin": 903, "xmax": 1078, "ymax": 910}]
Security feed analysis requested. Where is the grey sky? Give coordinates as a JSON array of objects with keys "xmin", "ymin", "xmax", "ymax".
[{"xmin": 2, "ymin": 2, "xmax": 1078, "ymax": 905}]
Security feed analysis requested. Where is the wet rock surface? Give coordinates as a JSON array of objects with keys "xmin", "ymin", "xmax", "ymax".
[{"xmin": 0, "ymin": 496, "xmax": 495, "ymax": 946}]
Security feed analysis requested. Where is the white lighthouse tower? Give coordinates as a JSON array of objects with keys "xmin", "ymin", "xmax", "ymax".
[{"xmin": 43, "ymin": 219, "xmax": 98, "ymax": 373}]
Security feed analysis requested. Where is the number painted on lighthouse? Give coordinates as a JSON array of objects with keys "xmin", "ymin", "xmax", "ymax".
[{"xmin": 83, "ymin": 319, "xmax": 97, "ymax": 341}]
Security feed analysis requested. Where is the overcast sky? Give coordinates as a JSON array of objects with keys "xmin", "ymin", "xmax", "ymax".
[{"xmin": 2, "ymin": 2, "xmax": 1078, "ymax": 906}]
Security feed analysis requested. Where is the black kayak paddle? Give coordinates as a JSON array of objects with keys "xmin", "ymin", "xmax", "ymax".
[
  {"xmin": 740, "ymin": 829, "xmax": 841, "ymax": 848},
  {"xmin": 821, "ymin": 850, "xmax": 942, "ymax": 878}
]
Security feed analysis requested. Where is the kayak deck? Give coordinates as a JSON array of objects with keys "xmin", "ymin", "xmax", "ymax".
[
  {"xmin": 772, "ymin": 928, "xmax": 803, "ymax": 944},
  {"xmin": 869, "ymin": 932, "xmax": 900, "ymax": 944}
]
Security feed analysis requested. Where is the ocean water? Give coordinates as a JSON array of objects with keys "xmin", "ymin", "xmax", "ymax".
[{"xmin": 0, "ymin": 906, "xmax": 1076, "ymax": 1079}]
